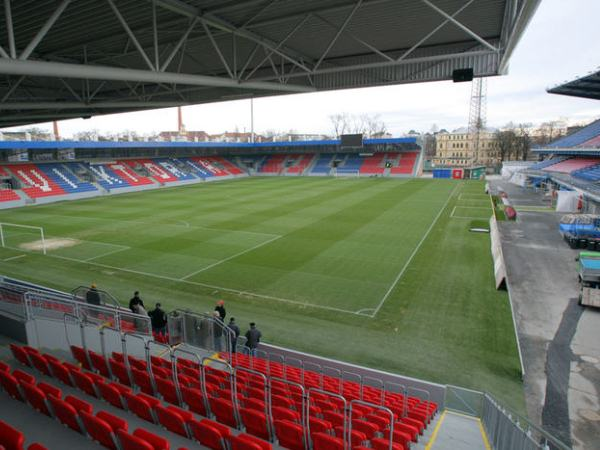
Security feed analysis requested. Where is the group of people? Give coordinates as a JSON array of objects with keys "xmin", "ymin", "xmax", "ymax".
[
  {"xmin": 213, "ymin": 299, "xmax": 262, "ymax": 355},
  {"xmin": 85, "ymin": 284, "xmax": 261, "ymax": 353}
]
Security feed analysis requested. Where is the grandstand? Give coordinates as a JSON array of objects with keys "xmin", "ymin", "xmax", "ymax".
[{"xmin": 0, "ymin": 139, "xmax": 422, "ymax": 208}]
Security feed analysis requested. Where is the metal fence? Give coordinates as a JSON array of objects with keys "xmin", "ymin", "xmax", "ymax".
[
  {"xmin": 0, "ymin": 285, "xmax": 26, "ymax": 320},
  {"xmin": 445, "ymin": 384, "xmax": 484, "ymax": 417},
  {"xmin": 482, "ymin": 394, "xmax": 570, "ymax": 450},
  {"xmin": 168, "ymin": 309, "xmax": 235, "ymax": 356}
]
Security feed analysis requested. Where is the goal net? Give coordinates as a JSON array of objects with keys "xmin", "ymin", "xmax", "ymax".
[
  {"xmin": 334, "ymin": 169, "xmax": 360, "ymax": 178},
  {"xmin": 0, "ymin": 223, "xmax": 46, "ymax": 254}
]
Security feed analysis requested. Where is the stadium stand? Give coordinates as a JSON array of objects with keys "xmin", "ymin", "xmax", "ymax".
[
  {"xmin": 310, "ymin": 154, "xmax": 335, "ymax": 174},
  {"xmin": 259, "ymin": 155, "xmax": 288, "ymax": 174},
  {"xmin": 573, "ymin": 163, "xmax": 600, "ymax": 181},
  {"xmin": 188, "ymin": 157, "xmax": 229, "ymax": 177},
  {"xmin": 548, "ymin": 118, "xmax": 600, "ymax": 148},
  {"xmin": 285, "ymin": 154, "xmax": 314, "ymax": 175},
  {"xmin": 543, "ymin": 158, "xmax": 599, "ymax": 173},
  {"xmin": 0, "ymin": 185, "xmax": 20, "ymax": 202},
  {"xmin": 582, "ymin": 135, "xmax": 600, "ymax": 148},
  {"xmin": 360, "ymin": 154, "xmax": 385, "ymax": 174},
  {"xmin": 528, "ymin": 157, "xmax": 568, "ymax": 170},
  {"xmin": 389, "ymin": 152, "xmax": 419, "ymax": 175},
  {"xmin": 179, "ymin": 157, "xmax": 215, "ymax": 178},
  {"xmin": 5, "ymin": 164, "xmax": 66, "ymax": 198},
  {"xmin": 206, "ymin": 156, "xmax": 244, "ymax": 175},
  {"xmin": 337, "ymin": 155, "xmax": 362, "ymax": 174},
  {"xmin": 36, "ymin": 163, "xmax": 98, "ymax": 194},
  {"xmin": 89, "ymin": 163, "xmax": 154, "ymax": 190},
  {"xmin": 123, "ymin": 159, "xmax": 180, "ymax": 183}
]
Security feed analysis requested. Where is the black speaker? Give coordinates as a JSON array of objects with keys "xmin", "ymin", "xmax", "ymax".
[{"xmin": 452, "ymin": 68, "xmax": 474, "ymax": 83}]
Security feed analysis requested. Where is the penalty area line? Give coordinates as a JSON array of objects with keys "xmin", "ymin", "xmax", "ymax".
[
  {"xmin": 31, "ymin": 251, "xmax": 361, "ymax": 317},
  {"xmin": 181, "ymin": 235, "xmax": 283, "ymax": 280},
  {"xmin": 3, "ymin": 254, "xmax": 26, "ymax": 262},
  {"xmin": 370, "ymin": 183, "xmax": 460, "ymax": 318}
]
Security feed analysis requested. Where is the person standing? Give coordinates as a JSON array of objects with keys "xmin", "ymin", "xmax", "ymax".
[
  {"xmin": 149, "ymin": 303, "xmax": 168, "ymax": 335},
  {"xmin": 129, "ymin": 291, "xmax": 145, "ymax": 313},
  {"xmin": 85, "ymin": 283, "xmax": 101, "ymax": 306},
  {"xmin": 227, "ymin": 317, "xmax": 240, "ymax": 353},
  {"xmin": 244, "ymin": 322, "xmax": 262, "ymax": 356},
  {"xmin": 214, "ymin": 300, "xmax": 226, "ymax": 321}
]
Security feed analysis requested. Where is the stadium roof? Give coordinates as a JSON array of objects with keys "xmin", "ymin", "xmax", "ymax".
[
  {"xmin": 547, "ymin": 69, "xmax": 600, "ymax": 101},
  {"xmin": 0, "ymin": 0, "xmax": 540, "ymax": 128}
]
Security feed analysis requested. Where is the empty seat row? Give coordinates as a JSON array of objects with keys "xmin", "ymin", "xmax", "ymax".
[{"xmin": 0, "ymin": 419, "xmax": 47, "ymax": 450}]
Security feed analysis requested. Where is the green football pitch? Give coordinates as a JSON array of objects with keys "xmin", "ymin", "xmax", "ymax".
[{"xmin": 0, "ymin": 176, "xmax": 524, "ymax": 409}]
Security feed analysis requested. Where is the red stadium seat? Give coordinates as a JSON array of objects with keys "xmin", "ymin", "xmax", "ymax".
[
  {"xmin": 0, "ymin": 371, "xmax": 23, "ymax": 401},
  {"xmin": 208, "ymin": 397, "xmax": 238, "ymax": 428},
  {"xmin": 350, "ymin": 420, "xmax": 378, "ymax": 440},
  {"xmin": 37, "ymin": 382, "xmax": 61, "ymax": 399},
  {"xmin": 80, "ymin": 411, "xmax": 120, "ymax": 450},
  {"xmin": 28, "ymin": 353, "xmax": 51, "ymax": 377},
  {"xmin": 117, "ymin": 430, "xmax": 154, "ymax": 450},
  {"xmin": 334, "ymin": 426, "xmax": 368, "ymax": 447},
  {"xmin": 64, "ymin": 394, "xmax": 93, "ymax": 414},
  {"xmin": 230, "ymin": 433, "xmax": 271, "ymax": 450},
  {"xmin": 132, "ymin": 368, "xmax": 154, "ymax": 395},
  {"xmin": 154, "ymin": 405, "xmax": 190, "ymax": 437},
  {"xmin": 89, "ymin": 351, "xmax": 111, "ymax": 378},
  {"xmin": 0, "ymin": 361, "xmax": 9, "ymax": 373},
  {"xmin": 0, "ymin": 420, "xmax": 25, "ymax": 450},
  {"xmin": 311, "ymin": 432, "xmax": 344, "ymax": 450},
  {"xmin": 155, "ymin": 377, "xmax": 180, "ymax": 405},
  {"xmin": 271, "ymin": 406, "xmax": 299, "ymax": 424},
  {"xmin": 10, "ymin": 344, "xmax": 32, "ymax": 367},
  {"xmin": 21, "ymin": 383, "xmax": 52, "ymax": 416},
  {"xmin": 308, "ymin": 417, "xmax": 332, "ymax": 434},
  {"xmin": 181, "ymin": 386, "xmax": 207, "ymax": 416},
  {"xmin": 48, "ymin": 360, "xmax": 74, "ymax": 386},
  {"xmin": 132, "ymin": 428, "xmax": 170, "ymax": 450},
  {"xmin": 71, "ymin": 370, "xmax": 100, "ymax": 398},
  {"xmin": 109, "ymin": 359, "xmax": 131, "ymax": 386},
  {"xmin": 98, "ymin": 383, "xmax": 126, "ymax": 409},
  {"xmin": 188, "ymin": 420, "xmax": 226, "ymax": 450},
  {"xmin": 47, "ymin": 395, "xmax": 83, "ymax": 433},
  {"xmin": 239, "ymin": 408, "xmax": 270, "ymax": 440},
  {"xmin": 12, "ymin": 370, "xmax": 35, "ymax": 386},
  {"xmin": 371, "ymin": 438, "xmax": 405, "ymax": 450},
  {"xmin": 124, "ymin": 393, "xmax": 159, "ymax": 423},
  {"xmin": 27, "ymin": 444, "xmax": 48, "ymax": 450},
  {"xmin": 273, "ymin": 419, "xmax": 305, "ymax": 450},
  {"xmin": 96, "ymin": 411, "xmax": 128, "ymax": 433},
  {"xmin": 70, "ymin": 346, "xmax": 91, "ymax": 370}
]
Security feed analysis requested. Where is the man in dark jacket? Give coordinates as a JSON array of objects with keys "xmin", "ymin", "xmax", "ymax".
[
  {"xmin": 214, "ymin": 299, "xmax": 226, "ymax": 321},
  {"xmin": 149, "ymin": 303, "xmax": 167, "ymax": 335},
  {"xmin": 244, "ymin": 322, "xmax": 262, "ymax": 356},
  {"xmin": 129, "ymin": 291, "xmax": 144, "ymax": 313},
  {"xmin": 86, "ymin": 283, "xmax": 101, "ymax": 306},
  {"xmin": 227, "ymin": 317, "xmax": 240, "ymax": 353}
]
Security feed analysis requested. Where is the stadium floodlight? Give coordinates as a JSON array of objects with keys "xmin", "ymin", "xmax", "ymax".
[{"xmin": 0, "ymin": 222, "xmax": 46, "ymax": 255}]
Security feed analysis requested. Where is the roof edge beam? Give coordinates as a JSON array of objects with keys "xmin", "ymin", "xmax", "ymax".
[
  {"xmin": 19, "ymin": 0, "xmax": 72, "ymax": 60},
  {"xmin": 420, "ymin": 0, "xmax": 498, "ymax": 52},
  {"xmin": 0, "ymin": 58, "xmax": 316, "ymax": 93}
]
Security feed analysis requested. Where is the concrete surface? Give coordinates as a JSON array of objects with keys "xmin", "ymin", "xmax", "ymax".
[{"xmin": 491, "ymin": 180, "xmax": 600, "ymax": 450}]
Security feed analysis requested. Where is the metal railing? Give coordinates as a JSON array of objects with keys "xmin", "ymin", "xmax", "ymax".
[{"xmin": 482, "ymin": 394, "xmax": 570, "ymax": 450}]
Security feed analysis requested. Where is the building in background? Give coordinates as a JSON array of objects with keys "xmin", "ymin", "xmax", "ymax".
[{"xmin": 432, "ymin": 128, "xmax": 499, "ymax": 168}]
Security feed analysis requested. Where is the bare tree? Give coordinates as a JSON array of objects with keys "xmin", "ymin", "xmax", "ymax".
[
  {"xmin": 516, "ymin": 124, "xmax": 531, "ymax": 161},
  {"xmin": 495, "ymin": 130, "xmax": 518, "ymax": 161},
  {"xmin": 329, "ymin": 113, "xmax": 349, "ymax": 137}
]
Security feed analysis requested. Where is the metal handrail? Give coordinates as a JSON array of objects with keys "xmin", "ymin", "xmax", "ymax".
[
  {"xmin": 362, "ymin": 375, "xmax": 384, "ymax": 404},
  {"xmin": 384, "ymin": 381, "xmax": 408, "ymax": 418},
  {"xmin": 236, "ymin": 366, "xmax": 273, "ymax": 441},
  {"xmin": 121, "ymin": 332, "xmax": 148, "ymax": 389},
  {"xmin": 71, "ymin": 285, "xmax": 121, "ymax": 309},
  {"xmin": 271, "ymin": 376, "xmax": 308, "ymax": 450},
  {"xmin": 201, "ymin": 355, "xmax": 237, "ymax": 425},
  {"xmin": 147, "ymin": 340, "xmax": 172, "ymax": 399}
]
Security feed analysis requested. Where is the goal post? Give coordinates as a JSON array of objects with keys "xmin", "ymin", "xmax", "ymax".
[
  {"xmin": 334, "ymin": 169, "xmax": 360, "ymax": 178},
  {"xmin": 0, "ymin": 223, "xmax": 46, "ymax": 255}
]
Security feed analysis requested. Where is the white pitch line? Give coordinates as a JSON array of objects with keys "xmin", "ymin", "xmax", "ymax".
[
  {"xmin": 25, "ymin": 250, "xmax": 361, "ymax": 317},
  {"xmin": 84, "ymin": 245, "xmax": 131, "ymax": 262},
  {"xmin": 3, "ymin": 254, "xmax": 26, "ymax": 262},
  {"xmin": 370, "ymin": 183, "xmax": 461, "ymax": 318},
  {"xmin": 181, "ymin": 235, "xmax": 283, "ymax": 280}
]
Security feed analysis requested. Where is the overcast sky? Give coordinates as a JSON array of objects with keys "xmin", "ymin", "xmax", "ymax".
[{"xmin": 3, "ymin": 0, "xmax": 600, "ymax": 138}]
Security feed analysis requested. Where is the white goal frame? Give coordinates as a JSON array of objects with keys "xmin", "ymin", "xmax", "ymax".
[
  {"xmin": 0, "ymin": 222, "xmax": 46, "ymax": 255},
  {"xmin": 334, "ymin": 169, "xmax": 361, "ymax": 178}
]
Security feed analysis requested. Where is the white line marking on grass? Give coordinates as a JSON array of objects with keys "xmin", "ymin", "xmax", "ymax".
[
  {"xmin": 20, "ymin": 250, "xmax": 360, "ymax": 316},
  {"xmin": 84, "ymin": 244, "xmax": 131, "ymax": 262},
  {"xmin": 3, "ymin": 254, "xmax": 26, "ymax": 262},
  {"xmin": 370, "ymin": 183, "xmax": 460, "ymax": 318},
  {"xmin": 180, "ymin": 235, "xmax": 283, "ymax": 280}
]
